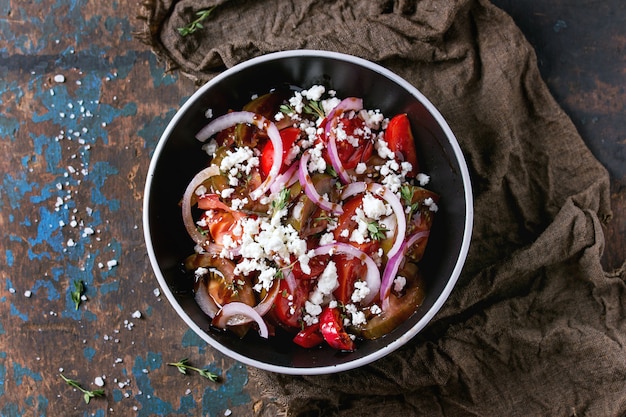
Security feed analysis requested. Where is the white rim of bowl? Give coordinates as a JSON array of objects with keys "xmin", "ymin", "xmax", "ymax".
[{"xmin": 143, "ymin": 49, "xmax": 474, "ymax": 375}]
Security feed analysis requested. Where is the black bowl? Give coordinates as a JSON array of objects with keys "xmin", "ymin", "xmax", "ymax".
[{"xmin": 143, "ymin": 50, "xmax": 473, "ymax": 375}]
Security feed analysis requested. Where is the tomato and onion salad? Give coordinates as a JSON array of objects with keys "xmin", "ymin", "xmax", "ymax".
[{"xmin": 181, "ymin": 85, "xmax": 439, "ymax": 351}]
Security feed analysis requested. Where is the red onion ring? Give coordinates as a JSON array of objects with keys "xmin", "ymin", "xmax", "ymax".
[
  {"xmin": 380, "ymin": 230, "xmax": 430, "ymax": 311},
  {"xmin": 282, "ymin": 268, "xmax": 297, "ymax": 294},
  {"xmin": 212, "ymin": 301, "xmax": 269, "ymax": 339},
  {"xmin": 313, "ymin": 243, "xmax": 380, "ymax": 305},
  {"xmin": 341, "ymin": 182, "xmax": 407, "ymax": 259},
  {"xmin": 253, "ymin": 277, "xmax": 281, "ymax": 317},
  {"xmin": 298, "ymin": 151, "xmax": 343, "ymax": 214},
  {"xmin": 194, "ymin": 277, "xmax": 220, "ymax": 318},
  {"xmin": 182, "ymin": 165, "xmax": 220, "ymax": 247},
  {"xmin": 324, "ymin": 98, "xmax": 363, "ymax": 184},
  {"xmin": 269, "ymin": 161, "xmax": 299, "ymax": 195},
  {"xmin": 195, "ymin": 111, "xmax": 282, "ymax": 200}
]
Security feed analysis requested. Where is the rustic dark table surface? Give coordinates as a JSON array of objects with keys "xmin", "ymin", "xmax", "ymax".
[{"xmin": 0, "ymin": 1, "xmax": 624, "ymax": 416}]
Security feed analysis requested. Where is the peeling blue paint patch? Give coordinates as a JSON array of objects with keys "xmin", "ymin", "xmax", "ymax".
[
  {"xmin": 5, "ymin": 250, "xmax": 13, "ymax": 267},
  {"xmin": 0, "ymin": 358, "xmax": 6, "ymax": 396},
  {"xmin": 202, "ymin": 362, "xmax": 250, "ymax": 417},
  {"xmin": 148, "ymin": 53, "xmax": 178, "ymax": 87},
  {"xmin": 1, "ymin": 172, "xmax": 36, "ymax": 210},
  {"xmin": 10, "ymin": 304, "xmax": 28, "ymax": 321},
  {"xmin": 12, "ymin": 363, "xmax": 43, "ymax": 385},
  {"xmin": 99, "ymin": 281, "xmax": 120, "ymax": 295},
  {"xmin": 83, "ymin": 346, "xmax": 96, "ymax": 362},
  {"xmin": 32, "ymin": 279, "xmax": 61, "ymax": 301},
  {"xmin": 181, "ymin": 329, "xmax": 207, "ymax": 354},
  {"xmin": 132, "ymin": 352, "xmax": 178, "ymax": 416},
  {"xmin": 86, "ymin": 409, "xmax": 105, "ymax": 417}
]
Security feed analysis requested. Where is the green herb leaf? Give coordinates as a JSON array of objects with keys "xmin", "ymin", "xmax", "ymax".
[
  {"xmin": 279, "ymin": 104, "xmax": 295, "ymax": 115},
  {"xmin": 400, "ymin": 185, "xmax": 414, "ymax": 206},
  {"xmin": 303, "ymin": 100, "xmax": 325, "ymax": 118},
  {"xmin": 60, "ymin": 374, "xmax": 104, "ymax": 404},
  {"xmin": 71, "ymin": 280, "xmax": 84, "ymax": 310},
  {"xmin": 367, "ymin": 221, "xmax": 388, "ymax": 241},
  {"xmin": 271, "ymin": 188, "xmax": 291, "ymax": 212},
  {"xmin": 167, "ymin": 358, "xmax": 219, "ymax": 382},
  {"xmin": 177, "ymin": 7, "xmax": 216, "ymax": 37}
]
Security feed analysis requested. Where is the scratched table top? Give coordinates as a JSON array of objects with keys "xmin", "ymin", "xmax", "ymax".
[{"xmin": 0, "ymin": 1, "xmax": 624, "ymax": 416}]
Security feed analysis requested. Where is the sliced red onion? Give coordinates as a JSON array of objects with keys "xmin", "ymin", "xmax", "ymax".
[
  {"xmin": 254, "ymin": 277, "xmax": 281, "ymax": 317},
  {"xmin": 313, "ymin": 243, "xmax": 380, "ymax": 305},
  {"xmin": 194, "ymin": 277, "xmax": 220, "ymax": 318},
  {"xmin": 269, "ymin": 161, "xmax": 299, "ymax": 195},
  {"xmin": 298, "ymin": 151, "xmax": 343, "ymax": 214},
  {"xmin": 195, "ymin": 111, "xmax": 282, "ymax": 200},
  {"xmin": 341, "ymin": 182, "xmax": 407, "ymax": 259},
  {"xmin": 380, "ymin": 230, "xmax": 430, "ymax": 311},
  {"xmin": 324, "ymin": 98, "xmax": 363, "ymax": 184},
  {"xmin": 212, "ymin": 301, "xmax": 269, "ymax": 339},
  {"xmin": 282, "ymin": 268, "xmax": 297, "ymax": 294},
  {"xmin": 182, "ymin": 165, "xmax": 220, "ymax": 247}
]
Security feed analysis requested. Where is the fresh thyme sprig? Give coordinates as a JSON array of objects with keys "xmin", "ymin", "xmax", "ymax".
[
  {"xmin": 400, "ymin": 185, "xmax": 419, "ymax": 219},
  {"xmin": 280, "ymin": 99, "xmax": 325, "ymax": 119},
  {"xmin": 367, "ymin": 221, "xmax": 388, "ymax": 241},
  {"xmin": 60, "ymin": 374, "xmax": 105, "ymax": 404},
  {"xmin": 271, "ymin": 188, "xmax": 291, "ymax": 212},
  {"xmin": 303, "ymin": 100, "xmax": 325, "ymax": 119},
  {"xmin": 279, "ymin": 104, "xmax": 295, "ymax": 115},
  {"xmin": 167, "ymin": 358, "xmax": 219, "ymax": 382},
  {"xmin": 177, "ymin": 7, "xmax": 216, "ymax": 36},
  {"xmin": 70, "ymin": 280, "xmax": 85, "ymax": 310}
]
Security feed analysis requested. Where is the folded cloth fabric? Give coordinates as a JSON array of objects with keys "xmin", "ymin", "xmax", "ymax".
[{"xmin": 137, "ymin": 0, "xmax": 626, "ymax": 415}]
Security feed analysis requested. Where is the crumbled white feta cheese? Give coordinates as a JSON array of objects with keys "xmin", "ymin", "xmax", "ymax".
[
  {"xmin": 202, "ymin": 139, "xmax": 218, "ymax": 156},
  {"xmin": 362, "ymin": 192, "xmax": 391, "ymax": 219},
  {"xmin": 303, "ymin": 85, "xmax": 325, "ymax": 101},
  {"xmin": 319, "ymin": 232, "xmax": 335, "ymax": 246},
  {"xmin": 417, "ymin": 173, "xmax": 430, "ymax": 186},
  {"xmin": 393, "ymin": 276, "xmax": 407, "ymax": 292},
  {"xmin": 375, "ymin": 137, "xmax": 395, "ymax": 159},
  {"xmin": 351, "ymin": 280, "xmax": 370, "ymax": 303},
  {"xmin": 424, "ymin": 197, "xmax": 439, "ymax": 212}
]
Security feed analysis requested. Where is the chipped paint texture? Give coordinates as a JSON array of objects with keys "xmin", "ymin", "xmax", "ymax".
[{"xmin": 0, "ymin": 1, "xmax": 253, "ymax": 415}]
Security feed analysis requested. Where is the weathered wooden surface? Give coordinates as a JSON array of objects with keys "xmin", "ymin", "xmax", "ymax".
[
  {"xmin": 492, "ymin": 0, "xmax": 626, "ymax": 271},
  {"xmin": 0, "ymin": 0, "xmax": 623, "ymax": 416}
]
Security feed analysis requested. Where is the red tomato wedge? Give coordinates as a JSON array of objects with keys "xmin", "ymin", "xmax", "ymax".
[
  {"xmin": 293, "ymin": 323, "xmax": 324, "ymax": 348},
  {"xmin": 196, "ymin": 194, "xmax": 245, "ymax": 246},
  {"xmin": 328, "ymin": 116, "xmax": 374, "ymax": 170},
  {"xmin": 319, "ymin": 306, "xmax": 355, "ymax": 351},
  {"xmin": 333, "ymin": 254, "xmax": 365, "ymax": 305},
  {"xmin": 270, "ymin": 276, "xmax": 312, "ymax": 330},
  {"xmin": 385, "ymin": 114, "xmax": 418, "ymax": 176},
  {"xmin": 260, "ymin": 127, "xmax": 300, "ymax": 177}
]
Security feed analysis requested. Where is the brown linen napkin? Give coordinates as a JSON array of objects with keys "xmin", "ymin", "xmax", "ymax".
[{"xmin": 137, "ymin": 0, "xmax": 626, "ymax": 415}]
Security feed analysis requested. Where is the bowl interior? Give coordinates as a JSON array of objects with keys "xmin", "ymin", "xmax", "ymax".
[{"xmin": 144, "ymin": 51, "xmax": 472, "ymax": 374}]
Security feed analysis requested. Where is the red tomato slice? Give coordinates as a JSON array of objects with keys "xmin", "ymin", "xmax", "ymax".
[
  {"xmin": 333, "ymin": 195, "xmax": 380, "ymax": 255},
  {"xmin": 385, "ymin": 113, "xmax": 418, "ymax": 176},
  {"xmin": 260, "ymin": 127, "xmax": 300, "ymax": 177},
  {"xmin": 333, "ymin": 254, "xmax": 365, "ymax": 305},
  {"xmin": 293, "ymin": 323, "xmax": 324, "ymax": 348},
  {"xmin": 319, "ymin": 306, "xmax": 355, "ymax": 351},
  {"xmin": 197, "ymin": 194, "xmax": 245, "ymax": 246},
  {"xmin": 270, "ymin": 276, "xmax": 312, "ymax": 330},
  {"xmin": 325, "ymin": 115, "xmax": 374, "ymax": 170}
]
